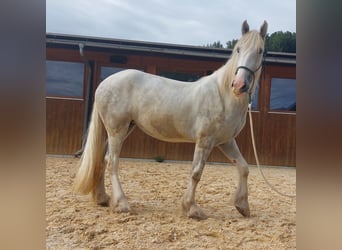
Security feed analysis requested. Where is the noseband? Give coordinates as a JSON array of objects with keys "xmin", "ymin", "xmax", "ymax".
[
  {"xmin": 234, "ymin": 53, "xmax": 266, "ymax": 104},
  {"xmin": 234, "ymin": 64, "xmax": 262, "ymax": 78}
]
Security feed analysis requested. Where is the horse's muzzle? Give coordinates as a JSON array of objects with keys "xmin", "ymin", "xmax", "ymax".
[{"xmin": 232, "ymin": 80, "xmax": 249, "ymax": 95}]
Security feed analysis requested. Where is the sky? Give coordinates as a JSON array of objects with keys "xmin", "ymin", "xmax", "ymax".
[{"xmin": 46, "ymin": 0, "xmax": 296, "ymax": 47}]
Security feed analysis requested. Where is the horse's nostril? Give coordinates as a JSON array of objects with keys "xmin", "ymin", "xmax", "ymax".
[{"xmin": 241, "ymin": 84, "xmax": 247, "ymax": 91}]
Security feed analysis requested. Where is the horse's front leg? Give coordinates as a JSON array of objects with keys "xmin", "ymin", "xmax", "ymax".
[
  {"xmin": 182, "ymin": 140, "xmax": 213, "ymax": 220},
  {"xmin": 219, "ymin": 139, "xmax": 250, "ymax": 217}
]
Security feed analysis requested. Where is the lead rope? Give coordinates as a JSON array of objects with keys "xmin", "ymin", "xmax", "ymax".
[{"xmin": 247, "ymin": 103, "xmax": 296, "ymax": 198}]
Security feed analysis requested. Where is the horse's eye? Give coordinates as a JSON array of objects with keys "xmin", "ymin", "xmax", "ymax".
[
  {"xmin": 237, "ymin": 47, "xmax": 240, "ymax": 53},
  {"xmin": 258, "ymin": 48, "xmax": 263, "ymax": 54}
]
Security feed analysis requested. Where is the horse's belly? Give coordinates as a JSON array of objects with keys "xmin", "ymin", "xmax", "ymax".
[
  {"xmin": 136, "ymin": 116, "xmax": 194, "ymax": 143},
  {"xmin": 139, "ymin": 126, "xmax": 193, "ymax": 143}
]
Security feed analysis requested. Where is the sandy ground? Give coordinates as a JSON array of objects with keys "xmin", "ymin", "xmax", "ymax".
[{"xmin": 46, "ymin": 156, "xmax": 296, "ymax": 249}]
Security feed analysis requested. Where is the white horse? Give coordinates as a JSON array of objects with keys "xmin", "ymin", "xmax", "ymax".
[{"xmin": 74, "ymin": 20, "xmax": 268, "ymax": 220}]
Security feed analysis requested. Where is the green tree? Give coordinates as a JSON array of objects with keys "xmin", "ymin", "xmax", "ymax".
[
  {"xmin": 226, "ymin": 39, "xmax": 238, "ymax": 49},
  {"xmin": 205, "ymin": 31, "xmax": 296, "ymax": 53},
  {"xmin": 204, "ymin": 41, "xmax": 224, "ymax": 48},
  {"xmin": 265, "ymin": 31, "xmax": 296, "ymax": 53}
]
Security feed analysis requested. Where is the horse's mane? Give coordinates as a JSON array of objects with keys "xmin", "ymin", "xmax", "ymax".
[{"xmin": 219, "ymin": 30, "xmax": 264, "ymax": 96}]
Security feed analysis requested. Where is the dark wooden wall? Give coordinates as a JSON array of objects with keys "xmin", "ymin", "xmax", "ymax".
[
  {"xmin": 46, "ymin": 47, "xmax": 296, "ymax": 166},
  {"xmin": 46, "ymin": 49, "xmax": 87, "ymax": 154},
  {"xmin": 46, "ymin": 98, "xmax": 85, "ymax": 154}
]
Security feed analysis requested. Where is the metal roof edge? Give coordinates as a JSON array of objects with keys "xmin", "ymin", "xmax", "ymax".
[
  {"xmin": 46, "ymin": 33, "xmax": 296, "ymax": 64},
  {"xmin": 46, "ymin": 32, "xmax": 231, "ymax": 54}
]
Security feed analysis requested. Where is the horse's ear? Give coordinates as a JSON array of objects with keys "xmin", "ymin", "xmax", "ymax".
[
  {"xmin": 241, "ymin": 20, "xmax": 249, "ymax": 35},
  {"xmin": 260, "ymin": 21, "xmax": 268, "ymax": 39}
]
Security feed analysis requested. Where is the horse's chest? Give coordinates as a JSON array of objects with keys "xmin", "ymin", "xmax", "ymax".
[{"xmin": 214, "ymin": 114, "xmax": 246, "ymax": 142}]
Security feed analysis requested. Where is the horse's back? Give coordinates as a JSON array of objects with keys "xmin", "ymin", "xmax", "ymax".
[
  {"xmin": 96, "ymin": 69, "xmax": 196, "ymax": 106},
  {"xmin": 99, "ymin": 69, "xmax": 144, "ymax": 90},
  {"xmin": 95, "ymin": 69, "xmax": 147, "ymax": 103}
]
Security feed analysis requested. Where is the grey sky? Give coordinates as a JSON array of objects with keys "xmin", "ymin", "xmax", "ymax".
[{"xmin": 46, "ymin": 0, "xmax": 296, "ymax": 46}]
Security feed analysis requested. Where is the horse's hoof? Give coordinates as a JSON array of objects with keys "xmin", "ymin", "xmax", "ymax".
[
  {"xmin": 113, "ymin": 206, "xmax": 131, "ymax": 213},
  {"xmin": 112, "ymin": 200, "xmax": 131, "ymax": 213},
  {"xmin": 234, "ymin": 195, "xmax": 250, "ymax": 217},
  {"xmin": 97, "ymin": 199, "xmax": 109, "ymax": 207},
  {"xmin": 188, "ymin": 204, "xmax": 208, "ymax": 220},
  {"xmin": 235, "ymin": 205, "xmax": 250, "ymax": 217},
  {"xmin": 96, "ymin": 194, "xmax": 110, "ymax": 207},
  {"xmin": 92, "ymin": 192, "xmax": 110, "ymax": 207}
]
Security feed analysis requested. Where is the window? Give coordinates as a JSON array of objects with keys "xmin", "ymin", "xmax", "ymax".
[
  {"xmin": 46, "ymin": 60, "xmax": 84, "ymax": 98},
  {"xmin": 159, "ymin": 71, "xmax": 201, "ymax": 82},
  {"xmin": 100, "ymin": 66, "xmax": 126, "ymax": 82},
  {"xmin": 270, "ymin": 78, "xmax": 296, "ymax": 111}
]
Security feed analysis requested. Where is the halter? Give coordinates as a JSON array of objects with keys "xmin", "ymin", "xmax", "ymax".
[{"xmin": 234, "ymin": 51, "xmax": 266, "ymax": 104}]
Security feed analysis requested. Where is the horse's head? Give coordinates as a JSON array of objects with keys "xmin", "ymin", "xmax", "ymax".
[{"xmin": 231, "ymin": 20, "xmax": 268, "ymax": 99}]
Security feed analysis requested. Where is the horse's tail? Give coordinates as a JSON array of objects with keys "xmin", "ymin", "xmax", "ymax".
[{"xmin": 73, "ymin": 104, "xmax": 107, "ymax": 195}]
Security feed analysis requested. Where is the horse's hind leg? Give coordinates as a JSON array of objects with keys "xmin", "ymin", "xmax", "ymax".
[
  {"xmin": 107, "ymin": 127, "xmax": 132, "ymax": 213},
  {"xmin": 93, "ymin": 157, "xmax": 110, "ymax": 206},
  {"xmin": 219, "ymin": 139, "xmax": 250, "ymax": 217}
]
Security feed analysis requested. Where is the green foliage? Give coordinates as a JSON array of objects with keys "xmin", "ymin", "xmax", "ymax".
[
  {"xmin": 226, "ymin": 39, "xmax": 238, "ymax": 49},
  {"xmin": 153, "ymin": 155, "xmax": 165, "ymax": 162},
  {"xmin": 205, "ymin": 31, "xmax": 296, "ymax": 53},
  {"xmin": 265, "ymin": 31, "xmax": 296, "ymax": 53},
  {"xmin": 204, "ymin": 41, "xmax": 224, "ymax": 48}
]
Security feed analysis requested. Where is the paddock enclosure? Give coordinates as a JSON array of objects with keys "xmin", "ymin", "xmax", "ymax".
[
  {"xmin": 46, "ymin": 33, "xmax": 296, "ymax": 166},
  {"xmin": 46, "ymin": 156, "xmax": 296, "ymax": 249}
]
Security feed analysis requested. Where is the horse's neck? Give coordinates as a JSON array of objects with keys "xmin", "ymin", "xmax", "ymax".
[
  {"xmin": 214, "ymin": 62, "xmax": 249, "ymax": 112},
  {"xmin": 215, "ymin": 62, "xmax": 235, "ymax": 99}
]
